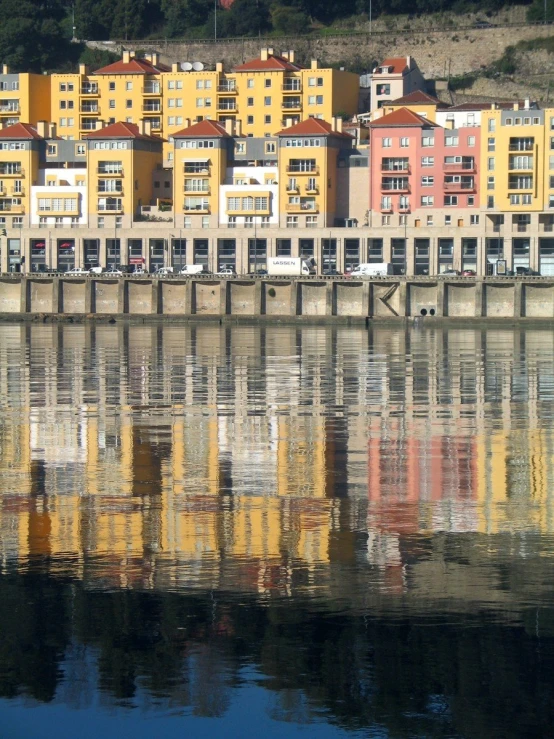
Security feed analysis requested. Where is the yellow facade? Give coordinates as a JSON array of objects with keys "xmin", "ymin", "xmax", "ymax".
[
  {"xmin": 0, "ymin": 66, "xmax": 50, "ymax": 130},
  {"xmin": 480, "ymin": 106, "xmax": 547, "ymax": 212},
  {"xmin": 0, "ymin": 125, "xmax": 39, "ymax": 221}
]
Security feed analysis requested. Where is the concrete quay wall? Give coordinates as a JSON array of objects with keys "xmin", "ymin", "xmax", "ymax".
[{"xmin": 1, "ymin": 276, "xmax": 554, "ymax": 320}]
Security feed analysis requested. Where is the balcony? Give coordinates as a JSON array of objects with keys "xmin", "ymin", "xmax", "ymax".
[
  {"xmin": 143, "ymin": 84, "xmax": 161, "ymax": 95},
  {"xmin": 0, "ymin": 202, "xmax": 24, "ymax": 213},
  {"xmin": 286, "ymin": 201, "xmax": 318, "ymax": 213},
  {"xmin": 515, "ymin": 223, "xmax": 529, "ymax": 233},
  {"xmin": 509, "ymin": 144, "xmax": 533, "ymax": 152},
  {"xmin": 10, "ymin": 187, "xmax": 24, "ymax": 196},
  {"xmin": 81, "ymin": 85, "xmax": 99, "ymax": 95},
  {"xmin": 443, "ymin": 161, "xmax": 475, "ymax": 172},
  {"xmin": 184, "ymin": 187, "xmax": 210, "ymax": 195},
  {"xmin": 444, "ymin": 181, "xmax": 476, "ymax": 192},
  {"xmin": 81, "ymin": 104, "xmax": 99, "ymax": 113},
  {"xmin": 286, "ymin": 185, "xmax": 299, "ymax": 193},
  {"xmin": 305, "ymin": 184, "xmax": 319, "ymax": 194},
  {"xmin": 282, "ymin": 99, "xmax": 302, "ymax": 111},
  {"xmin": 98, "ymin": 186, "xmax": 123, "ymax": 194},
  {"xmin": 0, "ymin": 168, "xmax": 23, "ymax": 177},
  {"xmin": 0, "ymin": 105, "xmax": 20, "ymax": 114},
  {"xmin": 183, "ymin": 204, "xmax": 210, "ymax": 213},
  {"xmin": 381, "ymin": 164, "xmax": 410, "ymax": 174},
  {"xmin": 97, "ymin": 204, "xmax": 123, "ymax": 213},
  {"xmin": 97, "ymin": 168, "xmax": 123, "ymax": 176},
  {"xmin": 217, "ymin": 102, "xmax": 237, "ymax": 111},
  {"xmin": 286, "ymin": 165, "xmax": 319, "ymax": 175},
  {"xmin": 142, "ymin": 103, "xmax": 162, "ymax": 113},
  {"xmin": 184, "ymin": 166, "xmax": 210, "ymax": 175},
  {"xmin": 381, "ymin": 182, "xmax": 410, "ymax": 193},
  {"xmin": 217, "ymin": 82, "xmax": 237, "ymax": 93},
  {"xmin": 282, "ymin": 82, "xmax": 302, "ymax": 92}
]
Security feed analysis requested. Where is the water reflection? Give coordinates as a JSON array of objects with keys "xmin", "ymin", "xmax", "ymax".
[{"xmin": 1, "ymin": 323, "xmax": 554, "ymax": 735}]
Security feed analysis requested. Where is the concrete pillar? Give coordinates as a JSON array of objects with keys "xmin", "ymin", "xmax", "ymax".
[
  {"xmin": 530, "ymin": 236, "xmax": 540, "ymax": 273},
  {"xmin": 291, "ymin": 280, "xmax": 300, "ymax": 315},
  {"xmin": 254, "ymin": 279, "xmax": 262, "ymax": 315},
  {"xmin": 20, "ymin": 276, "xmax": 28, "ymax": 312},
  {"xmin": 326, "ymin": 282, "xmax": 333, "ymax": 315},
  {"xmin": 504, "ymin": 238, "xmax": 513, "ymax": 271},
  {"xmin": 52, "ymin": 277, "xmax": 61, "ymax": 313},
  {"xmin": 397, "ymin": 281, "xmax": 407, "ymax": 316},
  {"xmin": 183, "ymin": 280, "xmax": 193, "ymax": 314},
  {"xmin": 84, "ymin": 278, "xmax": 92, "ymax": 313},
  {"xmin": 513, "ymin": 280, "xmax": 523, "ymax": 317},
  {"xmin": 118, "ymin": 279, "xmax": 125, "ymax": 313},
  {"xmin": 362, "ymin": 280, "xmax": 370, "ymax": 316},
  {"xmin": 221, "ymin": 279, "xmax": 229, "ymax": 314},
  {"xmin": 435, "ymin": 279, "xmax": 445, "ymax": 317},
  {"xmin": 474, "ymin": 280, "xmax": 484, "ymax": 317},
  {"xmin": 152, "ymin": 280, "xmax": 160, "ymax": 314}
]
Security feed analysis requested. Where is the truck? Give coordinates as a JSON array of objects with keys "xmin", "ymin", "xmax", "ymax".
[
  {"xmin": 179, "ymin": 264, "xmax": 211, "ymax": 275},
  {"xmin": 350, "ymin": 262, "xmax": 394, "ymax": 277},
  {"xmin": 267, "ymin": 257, "xmax": 316, "ymax": 276}
]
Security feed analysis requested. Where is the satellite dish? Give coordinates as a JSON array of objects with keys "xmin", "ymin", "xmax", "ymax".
[
  {"xmin": 181, "ymin": 62, "xmax": 193, "ymax": 71},
  {"xmin": 192, "ymin": 62, "xmax": 204, "ymax": 71}
]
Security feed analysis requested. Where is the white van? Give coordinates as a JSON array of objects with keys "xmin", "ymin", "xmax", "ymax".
[{"xmin": 350, "ymin": 262, "xmax": 394, "ymax": 277}]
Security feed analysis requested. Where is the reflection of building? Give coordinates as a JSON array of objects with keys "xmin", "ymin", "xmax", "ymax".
[{"xmin": 1, "ymin": 324, "xmax": 554, "ymax": 596}]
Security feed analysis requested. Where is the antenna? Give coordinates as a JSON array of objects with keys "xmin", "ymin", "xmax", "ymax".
[
  {"xmin": 192, "ymin": 62, "xmax": 204, "ymax": 72},
  {"xmin": 181, "ymin": 62, "xmax": 193, "ymax": 71}
]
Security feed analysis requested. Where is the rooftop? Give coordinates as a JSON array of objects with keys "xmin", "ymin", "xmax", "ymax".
[
  {"xmin": 276, "ymin": 117, "xmax": 352, "ymax": 138},
  {"xmin": 93, "ymin": 58, "xmax": 170, "ymax": 75},
  {"xmin": 0, "ymin": 122, "xmax": 43, "ymax": 140},
  {"xmin": 370, "ymin": 108, "xmax": 439, "ymax": 128},
  {"xmin": 171, "ymin": 119, "xmax": 231, "ymax": 138},
  {"xmin": 84, "ymin": 121, "xmax": 162, "ymax": 141}
]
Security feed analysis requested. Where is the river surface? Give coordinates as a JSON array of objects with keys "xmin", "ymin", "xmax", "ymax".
[{"xmin": 1, "ymin": 322, "xmax": 554, "ymax": 738}]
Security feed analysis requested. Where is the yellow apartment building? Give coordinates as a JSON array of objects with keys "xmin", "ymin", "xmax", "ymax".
[
  {"xmin": 378, "ymin": 89, "xmax": 447, "ymax": 123},
  {"xmin": 0, "ymin": 122, "xmax": 42, "ymax": 227},
  {"xmin": 85, "ymin": 120, "xmax": 163, "ymax": 229},
  {"xmin": 0, "ymin": 65, "xmax": 50, "ymax": 130}
]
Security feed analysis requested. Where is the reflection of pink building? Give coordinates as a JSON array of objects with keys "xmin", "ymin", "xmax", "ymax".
[{"xmin": 369, "ymin": 108, "xmax": 481, "ymax": 220}]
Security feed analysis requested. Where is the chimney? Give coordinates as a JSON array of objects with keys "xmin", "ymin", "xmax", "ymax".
[
  {"xmin": 2, "ymin": 65, "xmax": 9, "ymax": 74},
  {"xmin": 48, "ymin": 122, "xmax": 57, "ymax": 139},
  {"xmin": 281, "ymin": 51, "xmax": 289, "ymax": 61},
  {"xmin": 95, "ymin": 119, "xmax": 104, "ymax": 130},
  {"xmin": 144, "ymin": 119, "xmax": 152, "ymax": 136},
  {"xmin": 331, "ymin": 116, "xmax": 337, "ymax": 131},
  {"xmin": 289, "ymin": 50, "xmax": 295, "ymax": 64},
  {"xmin": 172, "ymin": 62, "xmax": 179, "ymax": 73},
  {"xmin": 235, "ymin": 119, "xmax": 242, "ymax": 136},
  {"xmin": 185, "ymin": 118, "xmax": 191, "ymax": 128},
  {"xmin": 36, "ymin": 120, "xmax": 48, "ymax": 138},
  {"xmin": 151, "ymin": 52, "xmax": 159, "ymax": 67},
  {"xmin": 261, "ymin": 48, "xmax": 268, "ymax": 61},
  {"xmin": 337, "ymin": 118, "xmax": 343, "ymax": 133},
  {"xmin": 138, "ymin": 119, "xmax": 145, "ymax": 135},
  {"xmin": 268, "ymin": 48, "xmax": 274, "ymax": 56},
  {"xmin": 123, "ymin": 51, "xmax": 131, "ymax": 63},
  {"xmin": 513, "ymin": 102, "xmax": 519, "ymax": 111},
  {"xmin": 311, "ymin": 59, "xmax": 319, "ymax": 70},
  {"xmin": 407, "ymin": 55, "xmax": 411, "ymax": 68},
  {"xmin": 524, "ymin": 98, "xmax": 530, "ymax": 110},
  {"xmin": 79, "ymin": 63, "xmax": 88, "ymax": 76},
  {"xmin": 216, "ymin": 62, "xmax": 223, "ymax": 72},
  {"xmin": 285, "ymin": 117, "xmax": 292, "ymax": 127},
  {"xmin": 491, "ymin": 102, "xmax": 496, "ymax": 110},
  {"xmin": 130, "ymin": 51, "xmax": 136, "ymax": 59},
  {"xmin": 225, "ymin": 118, "xmax": 233, "ymax": 135}
]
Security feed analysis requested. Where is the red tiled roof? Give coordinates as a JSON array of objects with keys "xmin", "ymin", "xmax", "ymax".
[
  {"xmin": 276, "ymin": 117, "xmax": 353, "ymax": 138},
  {"xmin": 93, "ymin": 58, "xmax": 170, "ymax": 75},
  {"xmin": 83, "ymin": 121, "xmax": 162, "ymax": 141},
  {"xmin": 171, "ymin": 119, "xmax": 230, "ymax": 137},
  {"xmin": 370, "ymin": 108, "xmax": 439, "ymax": 128},
  {"xmin": 389, "ymin": 90, "xmax": 446, "ymax": 107},
  {"xmin": 376, "ymin": 57, "xmax": 409, "ymax": 75},
  {"xmin": 0, "ymin": 122, "xmax": 43, "ymax": 139},
  {"xmin": 234, "ymin": 54, "xmax": 302, "ymax": 72},
  {"xmin": 448, "ymin": 101, "xmax": 538, "ymax": 111}
]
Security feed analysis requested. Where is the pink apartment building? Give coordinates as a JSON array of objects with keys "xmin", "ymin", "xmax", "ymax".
[{"xmin": 369, "ymin": 108, "xmax": 481, "ymax": 274}]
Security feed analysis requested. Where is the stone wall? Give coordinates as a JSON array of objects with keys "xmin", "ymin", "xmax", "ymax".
[{"xmin": 89, "ymin": 24, "xmax": 554, "ymax": 79}]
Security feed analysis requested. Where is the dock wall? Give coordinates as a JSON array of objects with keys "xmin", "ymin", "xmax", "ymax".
[{"xmin": 1, "ymin": 276, "xmax": 553, "ymax": 320}]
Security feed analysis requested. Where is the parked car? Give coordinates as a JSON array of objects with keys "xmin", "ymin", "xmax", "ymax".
[
  {"xmin": 254, "ymin": 268, "xmax": 268, "ymax": 276},
  {"xmin": 441, "ymin": 269, "xmax": 461, "ymax": 276},
  {"xmin": 65, "ymin": 267, "xmax": 90, "ymax": 276},
  {"xmin": 462, "ymin": 269, "xmax": 477, "ymax": 277},
  {"xmin": 104, "ymin": 267, "xmax": 123, "ymax": 276},
  {"xmin": 323, "ymin": 269, "xmax": 342, "ymax": 276},
  {"xmin": 154, "ymin": 266, "xmax": 174, "ymax": 276},
  {"xmin": 216, "ymin": 268, "xmax": 236, "ymax": 276},
  {"xmin": 515, "ymin": 267, "xmax": 540, "ymax": 276}
]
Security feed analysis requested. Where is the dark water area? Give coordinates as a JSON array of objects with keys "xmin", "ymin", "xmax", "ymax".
[{"xmin": 1, "ymin": 323, "xmax": 554, "ymax": 738}]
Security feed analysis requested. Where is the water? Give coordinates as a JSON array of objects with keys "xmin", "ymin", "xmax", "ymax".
[{"xmin": 1, "ymin": 322, "xmax": 554, "ymax": 738}]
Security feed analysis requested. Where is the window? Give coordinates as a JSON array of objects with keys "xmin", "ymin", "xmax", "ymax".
[
  {"xmin": 47, "ymin": 144, "xmax": 57, "ymax": 156},
  {"xmin": 59, "ymin": 83, "xmax": 66, "ymax": 91},
  {"xmin": 202, "ymin": 216, "xmax": 210, "ymax": 228},
  {"xmin": 286, "ymin": 216, "xmax": 298, "ymax": 228},
  {"xmin": 60, "ymin": 117, "xmax": 67, "ymax": 127},
  {"xmin": 468, "ymin": 136, "xmax": 475, "ymax": 146},
  {"xmin": 109, "ymin": 82, "xmax": 115, "ymax": 91},
  {"xmin": 265, "ymin": 141, "xmax": 276, "ymax": 154},
  {"xmin": 306, "ymin": 216, "xmax": 317, "ymax": 227},
  {"xmin": 421, "ymin": 196, "xmax": 434, "ymax": 206},
  {"xmin": 381, "ymin": 215, "xmax": 390, "ymax": 226},
  {"xmin": 510, "ymin": 194, "xmax": 521, "ymax": 205},
  {"xmin": 400, "ymin": 137, "xmax": 409, "ymax": 147},
  {"xmin": 247, "ymin": 115, "xmax": 254, "ymax": 125},
  {"xmin": 487, "ymin": 176, "xmax": 495, "ymax": 190},
  {"xmin": 382, "ymin": 137, "xmax": 392, "ymax": 148},
  {"xmin": 444, "ymin": 195, "xmax": 458, "ymax": 206},
  {"xmin": 247, "ymin": 79, "xmax": 254, "ymax": 88},
  {"xmin": 97, "ymin": 216, "xmax": 104, "ymax": 228},
  {"xmin": 470, "ymin": 215, "xmax": 479, "ymax": 225},
  {"xmin": 264, "ymin": 96, "xmax": 271, "ymax": 106},
  {"xmin": 488, "ymin": 137, "xmax": 495, "ymax": 152},
  {"xmin": 60, "ymin": 100, "xmax": 66, "ymax": 109},
  {"xmin": 126, "ymin": 100, "xmax": 132, "ymax": 109},
  {"xmin": 308, "ymin": 96, "xmax": 316, "ymax": 105},
  {"xmin": 381, "ymin": 196, "xmax": 391, "ymax": 210},
  {"xmin": 488, "ymin": 118, "xmax": 496, "ymax": 132},
  {"xmin": 235, "ymin": 142, "xmax": 245, "ymax": 154},
  {"xmin": 445, "ymin": 135, "xmax": 459, "ymax": 147},
  {"xmin": 488, "ymin": 157, "xmax": 495, "ymax": 171},
  {"xmin": 506, "ymin": 118, "xmax": 513, "ymax": 126},
  {"xmin": 265, "ymin": 79, "xmax": 271, "ymax": 88},
  {"xmin": 487, "ymin": 196, "xmax": 495, "ymax": 209},
  {"xmin": 109, "ymin": 99, "xmax": 115, "ymax": 109},
  {"xmin": 445, "ymin": 215, "xmax": 452, "ymax": 226},
  {"xmin": 247, "ymin": 97, "xmax": 254, "ymax": 106},
  {"xmin": 399, "ymin": 215, "xmax": 407, "ymax": 225},
  {"xmin": 228, "ymin": 216, "xmax": 237, "ymax": 228},
  {"xmin": 421, "ymin": 156, "xmax": 434, "ymax": 167},
  {"xmin": 316, "ymin": 95, "xmax": 323, "ymax": 105},
  {"xmin": 427, "ymin": 215, "xmax": 433, "ymax": 226},
  {"xmin": 422, "ymin": 136, "xmax": 434, "ymax": 147},
  {"xmin": 184, "ymin": 217, "xmax": 191, "ymax": 228},
  {"xmin": 196, "ymin": 98, "xmax": 204, "ymax": 107},
  {"xmin": 421, "ymin": 176, "xmax": 434, "ymax": 187},
  {"xmin": 523, "ymin": 194, "xmax": 532, "ymax": 205},
  {"xmin": 126, "ymin": 81, "xmax": 132, "ymax": 90},
  {"xmin": 467, "ymin": 196, "xmax": 475, "ymax": 206},
  {"xmin": 196, "ymin": 80, "xmax": 204, "ymax": 89}
]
